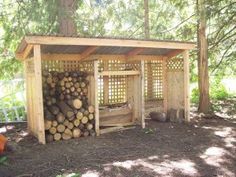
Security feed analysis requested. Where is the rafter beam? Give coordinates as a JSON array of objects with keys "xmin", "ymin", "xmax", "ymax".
[
  {"xmin": 16, "ymin": 44, "xmax": 33, "ymax": 60},
  {"xmin": 81, "ymin": 46, "xmax": 98, "ymax": 60},
  {"xmin": 166, "ymin": 49, "xmax": 184, "ymax": 59}
]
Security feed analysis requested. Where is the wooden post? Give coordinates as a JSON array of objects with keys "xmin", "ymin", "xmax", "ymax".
[
  {"xmin": 94, "ymin": 60, "xmax": 100, "ymax": 135},
  {"xmin": 162, "ymin": 57, "xmax": 168, "ymax": 113},
  {"xmin": 33, "ymin": 45, "xmax": 46, "ymax": 144},
  {"xmin": 183, "ymin": 50, "xmax": 190, "ymax": 122},
  {"xmin": 141, "ymin": 60, "xmax": 145, "ymax": 128}
]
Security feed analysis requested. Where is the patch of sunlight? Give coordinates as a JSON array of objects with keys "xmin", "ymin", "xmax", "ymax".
[
  {"xmin": 0, "ymin": 126, "xmax": 7, "ymax": 133},
  {"xmin": 105, "ymin": 156, "xmax": 198, "ymax": 176},
  {"xmin": 200, "ymin": 147, "xmax": 227, "ymax": 167},
  {"xmin": 222, "ymin": 78, "xmax": 236, "ymax": 94},
  {"xmin": 81, "ymin": 170, "xmax": 100, "ymax": 177},
  {"xmin": 214, "ymin": 127, "xmax": 236, "ymax": 148}
]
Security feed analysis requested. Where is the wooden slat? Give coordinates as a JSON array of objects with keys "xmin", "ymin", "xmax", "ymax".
[
  {"xmin": 33, "ymin": 45, "xmax": 46, "ymax": 144},
  {"xmin": 99, "ymin": 70, "xmax": 140, "ymax": 76},
  {"xmin": 141, "ymin": 60, "xmax": 145, "ymax": 128},
  {"xmin": 162, "ymin": 57, "xmax": 168, "ymax": 113},
  {"xmin": 94, "ymin": 60, "xmax": 100, "ymax": 135},
  {"xmin": 24, "ymin": 36, "xmax": 196, "ymax": 50},
  {"xmin": 81, "ymin": 46, "xmax": 98, "ymax": 60},
  {"xmin": 183, "ymin": 50, "xmax": 190, "ymax": 122}
]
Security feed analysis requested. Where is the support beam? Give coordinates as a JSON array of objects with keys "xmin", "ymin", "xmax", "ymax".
[
  {"xmin": 162, "ymin": 57, "xmax": 168, "ymax": 114},
  {"xmin": 16, "ymin": 44, "xmax": 33, "ymax": 60},
  {"xmin": 141, "ymin": 60, "xmax": 145, "ymax": 128},
  {"xmin": 33, "ymin": 45, "xmax": 46, "ymax": 144},
  {"xmin": 183, "ymin": 50, "xmax": 190, "ymax": 122},
  {"xmin": 166, "ymin": 49, "xmax": 184, "ymax": 59},
  {"xmin": 81, "ymin": 46, "xmax": 98, "ymax": 60},
  {"xmin": 94, "ymin": 60, "xmax": 100, "ymax": 135}
]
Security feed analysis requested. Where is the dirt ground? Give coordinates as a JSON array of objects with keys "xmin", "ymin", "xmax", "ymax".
[{"xmin": 0, "ymin": 107, "xmax": 236, "ymax": 177}]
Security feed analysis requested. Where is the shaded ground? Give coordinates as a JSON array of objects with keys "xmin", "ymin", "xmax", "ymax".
[{"xmin": 0, "ymin": 110, "xmax": 236, "ymax": 177}]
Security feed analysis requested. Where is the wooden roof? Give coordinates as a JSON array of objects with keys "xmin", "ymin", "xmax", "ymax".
[{"xmin": 15, "ymin": 35, "xmax": 195, "ymax": 60}]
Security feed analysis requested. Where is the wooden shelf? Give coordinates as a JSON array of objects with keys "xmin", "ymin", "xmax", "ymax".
[{"xmin": 99, "ymin": 70, "xmax": 140, "ymax": 76}]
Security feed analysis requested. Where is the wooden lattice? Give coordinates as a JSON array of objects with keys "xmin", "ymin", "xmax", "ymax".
[
  {"xmin": 144, "ymin": 61, "xmax": 163, "ymax": 100},
  {"xmin": 42, "ymin": 60, "xmax": 94, "ymax": 72},
  {"xmin": 98, "ymin": 60, "xmax": 139, "ymax": 105},
  {"xmin": 167, "ymin": 58, "xmax": 184, "ymax": 71},
  {"xmin": 108, "ymin": 75, "xmax": 127, "ymax": 104}
]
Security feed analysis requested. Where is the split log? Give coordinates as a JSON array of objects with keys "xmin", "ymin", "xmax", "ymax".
[
  {"xmin": 52, "ymin": 120, "xmax": 58, "ymax": 127},
  {"xmin": 49, "ymin": 127, "xmax": 57, "ymax": 135},
  {"xmin": 44, "ymin": 120, "xmax": 52, "ymax": 130},
  {"xmin": 86, "ymin": 123, "xmax": 93, "ymax": 130},
  {"xmin": 88, "ymin": 106, "xmax": 95, "ymax": 113},
  {"xmin": 57, "ymin": 124, "xmax": 66, "ymax": 133},
  {"xmin": 76, "ymin": 112, "xmax": 83, "ymax": 120},
  {"xmin": 73, "ymin": 119, "xmax": 80, "ymax": 127},
  {"xmin": 54, "ymin": 133, "xmax": 62, "ymax": 141},
  {"xmin": 67, "ymin": 122, "xmax": 74, "ymax": 130},
  {"xmin": 73, "ymin": 99, "xmax": 82, "ymax": 109},
  {"xmin": 48, "ymin": 105, "xmax": 60, "ymax": 115},
  {"xmin": 56, "ymin": 113, "xmax": 65, "ymax": 123},
  {"xmin": 81, "ymin": 116, "xmax": 88, "ymax": 124},
  {"xmin": 72, "ymin": 128, "xmax": 81, "ymax": 138},
  {"xmin": 57, "ymin": 101, "xmax": 75, "ymax": 119}
]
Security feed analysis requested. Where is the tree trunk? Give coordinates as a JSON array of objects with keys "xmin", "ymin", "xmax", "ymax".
[
  {"xmin": 144, "ymin": 0, "xmax": 150, "ymax": 39},
  {"xmin": 58, "ymin": 0, "xmax": 77, "ymax": 36},
  {"xmin": 197, "ymin": 0, "xmax": 210, "ymax": 113}
]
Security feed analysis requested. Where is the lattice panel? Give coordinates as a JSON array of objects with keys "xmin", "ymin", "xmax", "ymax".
[
  {"xmin": 42, "ymin": 60, "xmax": 94, "ymax": 72},
  {"xmin": 167, "ymin": 58, "xmax": 184, "ymax": 71},
  {"xmin": 144, "ymin": 61, "xmax": 163, "ymax": 100},
  {"xmin": 108, "ymin": 75, "xmax": 127, "ymax": 104}
]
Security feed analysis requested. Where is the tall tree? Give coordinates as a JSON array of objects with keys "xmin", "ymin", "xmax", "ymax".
[
  {"xmin": 197, "ymin": 0, "xmax": 210, "ymax": 113},
  {"xmin": 144, "ymin": 0, "xmax": 150, "ymax": 39},
  {"xmin": 58, "ymin": 0, "xmax": 77, "ymax": 35}
]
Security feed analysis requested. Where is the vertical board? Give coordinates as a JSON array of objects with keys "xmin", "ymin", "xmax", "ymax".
[
  {"xmin": 183, "ymin": 50, "xmax": 190, "ymax": 122},
  {"xmin": 33, "ymin": 45, "xmax": 46, "ymax": 144},
  {"xmin": 162, "ymin": 57, "xmax": 168, "ymax": 113},
  {"xmin": 141, "ymin": 60, "xmax": 145, "ymax": 128},
  {"xmin": 94, "ymin": 60, "xmax": 100, "ymax": 135}
]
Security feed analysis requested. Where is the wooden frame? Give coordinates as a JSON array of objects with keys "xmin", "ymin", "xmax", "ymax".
[{"xmin": 16, "ymin": 36, "xmax": 194, "ymax": 144}]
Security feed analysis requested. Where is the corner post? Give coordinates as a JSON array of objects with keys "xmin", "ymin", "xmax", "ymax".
[
  {"xmin": 33, "ymin": 45, "xmax": 46, "ymax": 144},
  {"xmin": 141, "ymin": 60, "xmax": 145, "ymax": 128},
  {"xmin": 183, "ymin": 50, "xmax": 190, "ymax": 122},
  {"xmin": 94, "ymin": 60, "xmax": 100, "ymax": 135}
]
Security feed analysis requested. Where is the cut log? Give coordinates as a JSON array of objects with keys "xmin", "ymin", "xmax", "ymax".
[
  {"xmin": 81, "ymin": 116, "xmax": 88, "ymax": 124},
  {"xmin": 72, "ymin": 128, "xmax": 81, "ymax": 138},
  {"xmin": 73, "ymin": 99, "xmax": 82, "ymax": 109},
  {"xmin": 86, "ymin": 123, "xmax": 93, "ymax": 130},
  {"xmin": 83, "ymin": 130, "xmax": 89, "ymax": 137},
  {"xmin": 67, "ymin": 122, "xmax": 74, "ymax": 130},
  {"xmin": 48, "ymin": 105, "xmax": 60, "ymax": 115},
  {"xmin": 89, "ymin": 130, "xmax": 96, "ymax": 137},
  {"xmin": 54, "ymin": 133, "xmax": 62, "ymax": 141},
  {"xmin": 73, "ymin": 119, "xmax": 80, "ymax": 127},
  {"xmin": 88, "ymin": 105, "xmax": 95, "ymax": 113},
  {"xmin": 49, "ymin": 127, "xmax": 57, "ymax": 135},
  {"xmin": 56, "ymin": 113, "xmax": 65, "ymax": 123},
  {"xmin": 62, "ymin": 133, "xmax": 72, "ymax": 140},
  {"xmin": 52, "ymin": 120, "xmax": 58, "ymax": 127},
  {"xmin": 57, "ymin": 124, "xmax": 66, "ymax": 133},
  {"xmin": 88, "ymin": 113, "xmax": 94, "ymax": 120},
  {"xmin": 57, "ymin": 101, "xmax": 75, "ymax": 119},
  {"xmin": 76, "ymin": 112, "xmax": 83, "ymax": 120},
  {"xmin": 44, "ymin": 120, "xmax": 52, "ymax": 130},
  {"xmin": 63, "ymin": 119, "xmax": 70, "ymax": 127},
  {"xmin": 64, "ymin": 128, "xmax": 73, "ymax": 137}
]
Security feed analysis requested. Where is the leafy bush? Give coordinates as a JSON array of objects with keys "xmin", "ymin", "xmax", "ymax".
[
  {"xmin": 210, "ymin": 80, "xmax": 229, "ymax": 100},
  {"xmin": 191, "ymin": 87, "xmax": 199, "ymax": 104}
]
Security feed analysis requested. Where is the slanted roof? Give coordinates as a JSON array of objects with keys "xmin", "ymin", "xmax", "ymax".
[{"xmin": 15, "ymin": 35, "xmax": 195, "ymax": 60}]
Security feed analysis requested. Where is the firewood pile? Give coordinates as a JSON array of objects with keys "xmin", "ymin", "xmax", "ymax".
[{"xmin": 42, "ymin": 71, "xmax": 95, "ymax": 142}]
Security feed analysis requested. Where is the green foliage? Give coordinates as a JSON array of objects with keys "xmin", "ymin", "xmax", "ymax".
[
  {"xmin": 56, "ymin": 172, "xmax": 81, "ymax": 177},
  {"xmin": 191, "ymin": 87, "xmax": 199, "ymax": 104},
  {"xmin": 210, "ymin": 80, "xmax": 229, "ymax": 100}
]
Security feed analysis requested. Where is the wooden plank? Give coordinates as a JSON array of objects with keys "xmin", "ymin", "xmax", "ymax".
[
  {"xmin": 24, "ymin": 36, "xmax": 196, "ymax": 50},
  {"xmin": 40, "ymin": 54, "xmax": 164, "ymax": 61},
  {"xmin": 100, "ymin": 126, "xmax": 135, "ymax": 134},
  {"xmin": 126, "ymin": 48, "xmax": 145, "ymax": 57},
  {"xmin": 141, "ymin": 60, "xmax": 145, "ymax": 128},
  {"xmin": 99, "ymin": 70, "xmax": 140, "ymax": 76},
  {"xmin": 183, "ymin": 50, "xmax": 190, "ymax": 122},
  {"xmin": 22, "ymin": 44, "xmax": 33, "ymax": 59},
  {"xmin": 166, "ymin": 49, "xmax": 184, "ymax": 59},
  {"xmin": 100, "ymin": 122, "xmax": 135, "ymax": 127},
  {"xmin": 99, "ymin": 107, "xmax": 132, "ymax": 118},
  {"xmin": 33, "ymin": 45, "xmax": 46, "ymax": 144},
  {"xmin": 162, "ymin": 57, "xmax": 168, "ymax": 113},
  {"xmin": 81, "ymin": 46, "xmax": 98, "ymax": 60},
  {"xmin": 94, "ymin": 60, "xmax": 100, "ymax": 135}
]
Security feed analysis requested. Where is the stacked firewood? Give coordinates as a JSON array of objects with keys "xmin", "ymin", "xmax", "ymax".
[{"xmin": 42, "ymin": 71, "xmax": 95, "ymax": 142}]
